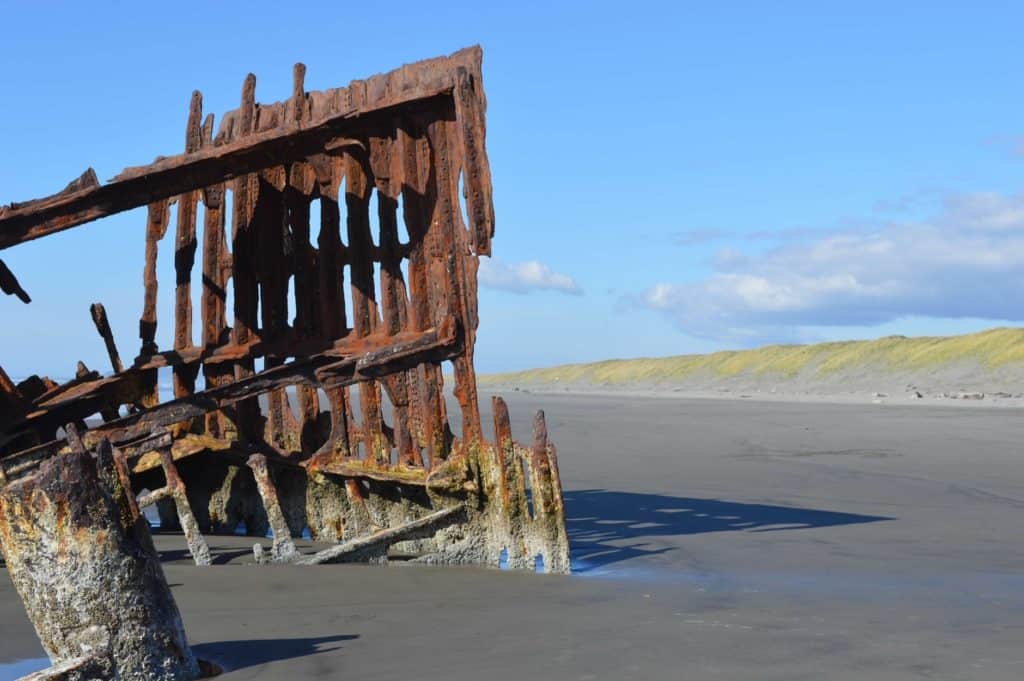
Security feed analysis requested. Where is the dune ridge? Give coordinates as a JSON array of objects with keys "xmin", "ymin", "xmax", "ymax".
[{"xmin": 480, "ymin": 327, "xmax": 1024, "ymax": 404}]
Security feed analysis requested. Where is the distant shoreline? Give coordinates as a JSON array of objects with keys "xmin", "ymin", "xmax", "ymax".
[
  {"xmin": 479, "ymin": 327, "xmax": 1024, "ymax": 409},
  {"xmin": 478, "ymin": 383, "xmax": 1024, "ymax": 409}
]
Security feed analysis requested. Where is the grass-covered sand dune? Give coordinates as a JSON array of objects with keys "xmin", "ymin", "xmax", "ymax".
[{"xmin": 480, "ymin": 327, "xmax": 1024, "ymax": 403}]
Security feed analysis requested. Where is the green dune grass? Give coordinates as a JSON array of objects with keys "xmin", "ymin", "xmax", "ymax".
[{"xmin": 481, "ymin": 327, "xmax": 1024, "ymax": 386}]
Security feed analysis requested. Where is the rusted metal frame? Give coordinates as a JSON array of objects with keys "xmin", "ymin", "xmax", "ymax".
[
  {"xmin": 528, "ymin": 413, "xmax": 554, "ymax": 515},
  {"xmin": 12, "ymin": 375, "xmax": 58, "ymax": 404},
  {"xmin": 0, "ymin": 166, "xmax": 98, "ymax": 223},
  {"xmin": 0, "ymin": 365, "xmax": 22, "ymax": 395},
  {"xmin": 309, "ymin": 459, "xmax": 429, "ymax": 486},
  {"xmin": 0, "ymin": 47, "xmax": 485, "ymax": 249},
  {"xmin": 199, "ymin": 188, "xmax": 228, "ymax": 348},
  {"xmin": 141, "ymin": 202, "xmax": 170, "ymax": 356},
  {"xmin": 249, "ymin": 69, "xmax": 297, "ymax": 452},
  {"xmin": 0, "ymin": 106, "xmax": 434, "ymax": 251},
  {"xmin": 30, "ymin": 369, "xmax": 100, "ymax": 406},
  {"xmin": 0, "ymin": 258, "xmax": 30, "ymax": 303},
  {"xmin": 421, "ymin": 135, "xmax": 456, "ymax": 465},
  {"xmin": 172, "ymin": 91, "xmax": 204, "ymax": 409},
  {"xmin": 5, "ymin": 372, "xmax": 151, "ymax": 447},
  {"xmin": 36, "ymin": 328, "xmax": 383, "ymax": 409},
  {"xmin": 125, "ymin": 432, "xmax": 237, "ymax": 475},
  {"xmin": 345, "ymin": 149, "xmax": 389, "ymax": 466},
  {"xmin": 452, "ymin": 66, "xmax": 495, "ymax": 256},
  {"xmin": 306, "ymin": 445, "xmax": 474, "ymax": 491},
  {"xmin": 315, "ymin": 318, "xmax": 459, "ymax": 385},
  {"xmin": 199, "ymin": 112, "xmax": 227, "ymax": 349},
  {"xmin": 395, "ymin": 123, "xmax": 430, "ymax": 462},
  {"xmin": 491, "ymin": 396, "xmax": 531, "ymax": 568},
  {"xmin": 527, "ymin": 410, "xmax": 570, "ymax": 572},
  {"xmin": 287, "ymin": 164, "xmax": 322, "ymax": 450},
  {"xmin": 86, "ymin": 309, "xmax": 130, "ymax": 424},
  {"xmin": 313, "ymin": 155, "xmax": 347, "ymax": 341},
  {"xmin": 28, "ymin": 312, "xmax": 431, "ymax": 417},
  {"xmin": 139, "ymin": 200, "xmax": 171, "ymax": 410},
  {"xmin": 135, "ymin": 328, "xmax": 323, "ymax": 369},
  {"xmin": 313, "ymin": 154, "xmax": 357, "ymax": 461},
  {"xmin": 136, "ymin": 485, "xmax": 175, "ymax": 509},
  {"xmin": 398, "ymin": 115, "xmax": 450, "ymax": 466},
  {"xmin": 0, "ymin": 364, "xmax": 28, "ymax": 430},
  {"xmin": 431, "ymin": 107, "xmax": 483, "ymax": 446},
  {"xmin": 304, "ymin": 142, "xmax": 384, "ymax": 518},
  {"xmin": 77, "ymin": 356, "xmax": 119, "ymax": 423},
  {"xmin": 372, "ymin": 131, "xmax": 420, "ymax": 468},
  {"xmin": 84, "ymin": 324, "xmax": 458, "ymax": 447},
  {"xmin": 283, "ymin": 65, "xmax": 323, "ymax": 453},
  {"xmin": 0, "ymin": 106, "xmax": 374, "ymax": 249},
  {"xmin": 157, "ymin": 443, "xmax": 212, "ymax": 566},
  {"xmin": 199, "ymin": 113, "xmax": 234, "ymax": 440},
  {"xmin": 30, "ymin": 366, "xmax": 155, "ymax": 412},
  {"xmin": 254, "ymin": 170, "xmax": 298, "ymax": 450},
  {"xmin": 446, "ymin": 95, "xmax": 484, "ymax": 358},
  {"xmin": 78, "ymin": 352, "xmax": 118, "ymax": 421},
  {"xmin": 231, "ymin": 74, "xmax": 263, "ymax": 443},
  {"xmin": 0, "ymin": 48, "xmax": 571, "ymax": 577},
  {"xmin": 247, "ymin": 453, "xmax": 298, "ymax": 561},
  {"xmin": 0, "ymin": 438, "xmax": 65, "ymax": 485},
  {"xmin": 5, "ymin": 325, "xmax": 453, "ymax": 459},
  {"xmin": 488, "ymin": 398, "xmax": 570, "ymax": 571},
  {"xmin": 295, "ymin": 504, "xmax": 466, "ymax": 565},
  {"xmin": 89, "ymin": 303, "xmax": 124, "ymax": 374}
]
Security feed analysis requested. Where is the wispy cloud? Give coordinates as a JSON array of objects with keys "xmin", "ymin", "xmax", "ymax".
[
  {"xmin": 872, "ymin": 187, "xmax": 943, "ymax": 214},
  {"xmin": 479, "ymin": 257, "xmax": 582, "ymax": 295},
  {"xmin": 983, "ymin": 134, "xmax": 1024, "ymax": 159},
  {"xmin": 640, "ymin": 190, "xmax": 1024, "ymax": 343},
  {"xmin": 674, "ymin": 228, "xmax": 733, "ymax": 245},
  {"xmin": 675, "ymin": 226, "xmax": 838, "ymax": 245}
]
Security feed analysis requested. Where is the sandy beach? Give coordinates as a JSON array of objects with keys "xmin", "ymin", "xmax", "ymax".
[{"xmin": 3, "ymin": 391, "xmax": 1024, "ymax": 680}]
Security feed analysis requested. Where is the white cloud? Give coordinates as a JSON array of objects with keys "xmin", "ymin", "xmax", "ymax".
[
  {"xmin": 939, "ymin": 192, "xmax": 1024, "ymax": 231},
  {"xmin": 479, "ymin": 257, "xmax": 582, "ymax": 296},
  {"xmin": 641, "ymin": 190, "xmax": 1024, "ymax": 343}
]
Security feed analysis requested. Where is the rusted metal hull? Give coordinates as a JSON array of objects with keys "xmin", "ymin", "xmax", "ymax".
[{"xmin": 0, "ymin": 47, "xmax": 569, "ymax": 575}]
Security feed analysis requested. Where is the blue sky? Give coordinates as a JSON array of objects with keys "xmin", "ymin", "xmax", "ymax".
[{"xmin": 2, "ymin": 1, "xmax": 1023, "ymax": 376}]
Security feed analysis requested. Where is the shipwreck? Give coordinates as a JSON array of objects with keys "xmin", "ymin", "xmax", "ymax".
[{"xmin": 0, "ymin": 46, "xmax": 569, "ymax": 677}]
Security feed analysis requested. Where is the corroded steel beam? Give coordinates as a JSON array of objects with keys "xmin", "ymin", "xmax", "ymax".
[
  {"xmin": 4, "ymin": 322, "xmax": 458, "ymax": 445},
  {"xmin": 89, "ymin": 302, "xmax": 124, "ymax": 373},
  {"xmin": 248, "ymin": 453, "xmax": 298, "ymax": 562},
  {"xmin": 294, "ymin": 504, "xmax": 466, "ymax": 565},
  {"xmin": 0, "ymin": 258, "xmax": 30, "ymax": 302},
  {"xmin": 0, "ymin": 47, "xmax": 490, "ymax": 251}
]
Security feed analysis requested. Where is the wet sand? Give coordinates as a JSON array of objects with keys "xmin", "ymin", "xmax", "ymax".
[{"xmin": 3, "ymin": 392, "xmax": 1024, "ymax": 680}]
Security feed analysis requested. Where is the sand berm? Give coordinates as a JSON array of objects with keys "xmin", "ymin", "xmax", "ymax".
[{"xmin": 480, "ymin": 326, "xmax": 1024, "ymax": 406}]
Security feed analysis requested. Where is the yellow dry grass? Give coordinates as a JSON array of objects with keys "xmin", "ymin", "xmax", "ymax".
[{"xmin": 481, "ymin": 327, "xmax": 1024, "ymax": 385}]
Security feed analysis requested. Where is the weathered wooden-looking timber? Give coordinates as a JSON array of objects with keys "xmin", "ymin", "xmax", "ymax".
[{"xmin": 0, "ymin": 47, "xmax": 569, "ymax": 576}]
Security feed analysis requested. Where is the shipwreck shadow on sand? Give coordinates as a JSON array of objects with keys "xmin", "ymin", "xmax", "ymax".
[
  {"xmin": 191, "ymin": 634, "xmax": 359, "ymax": 672},
  {"xmin": 564, "ymin": 489, "xmax": 892, "ymax": 571},
  {"xmin": 155, "ymin": 545, "xmax": 260, "ymax": 566}
]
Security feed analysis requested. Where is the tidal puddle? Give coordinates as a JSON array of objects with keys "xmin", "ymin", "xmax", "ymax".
[
  {"xmin": 0, "ymin": 657, "xmax": 48, "ymax": 681},
  {"xmin": 572, "ymin": 560, "xmax": 1024, "ymax": 609}
]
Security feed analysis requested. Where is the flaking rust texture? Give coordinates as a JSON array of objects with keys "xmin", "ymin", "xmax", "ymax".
[
  {"xmin": 0, "ymin": 437, "xmax": 199, "ymax": 680},
  {"xmin": 0, "ymin": 47, "xmax": 569, "ymax": 574}
]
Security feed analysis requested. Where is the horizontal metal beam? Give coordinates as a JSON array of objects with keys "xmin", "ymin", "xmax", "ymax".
[
  {"xmin": 0, "ymin": 45, "xmax": 484, "ymax": 250},
  {"xmin": 88, "ymin": 323, "xmax": 459, "ymax": 446}
]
